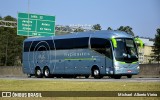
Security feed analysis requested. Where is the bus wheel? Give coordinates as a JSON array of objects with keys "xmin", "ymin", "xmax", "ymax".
[
  {"xmin": 92, "ymin": 69, "xmax": 101, "ymax": 79},
  {"xmin": 127, "ymin": 75, "xmax": 132, "ymax": 78},
  {"xmin": 114, "ymin": 75, "xmax": 121, "ymax": 79},
  {"xmin": 35, "ymin": 68, "xmax": 42, "ymax": 78},
  {"xmin": 85, "ymin": 75, "xmax": 89, "ymax": 79},
  {"xmin": 44, "ymin": 67, "xmax": 51, "ymax": 78}
]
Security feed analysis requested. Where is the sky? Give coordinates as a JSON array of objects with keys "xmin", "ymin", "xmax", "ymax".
[{"xmin": 0, "ymin": 0, "xmax": 160, "ymax": 38}]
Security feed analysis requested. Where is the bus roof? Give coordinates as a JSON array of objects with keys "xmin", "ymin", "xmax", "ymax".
[{"xmin": 24, "ymin": 30, "xmax": 133, "ymax": 42}]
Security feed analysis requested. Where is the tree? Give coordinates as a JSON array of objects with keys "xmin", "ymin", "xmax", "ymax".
[
  {"xmin": 107, "ymin": 27, "xmax": 113, "ymax": 30},
  {"xmin": 0, "ymin": 15, "xmax": 26, "ymax": 66},
  {"xmin": 3, "ymin": 15, "xmax": 16, "ymax": 21},
  {"xmin": 153, "ymin": 28, "xmax": 160, "ymax": 65},
  {"xmin": 74, "ymin": 27, "xmax": 84, "ymax": 32},
  {"xmin": 117, "ymin": 26, "xmax": 134, "ymax": 36},
  {"xmin": 92, "ymin": 24, "xmax": 101, "ymax": 30}
]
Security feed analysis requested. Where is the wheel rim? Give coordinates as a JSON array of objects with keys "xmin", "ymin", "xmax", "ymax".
[
  {"xmin": 45, "ymin": 69, "xmax": 49, "ymax": 76},
  {"xmin": 94, "ymin": 70, "xmax": 99, "ymax": 76},
  {"xmin": 37, "ymin": 69, "xmax": 41, "ymax": 75}
]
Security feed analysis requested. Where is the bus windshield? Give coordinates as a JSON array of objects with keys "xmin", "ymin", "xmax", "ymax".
[{"xmin": 114, "ymin": 38, "xmax": 138, "ymax": 63}]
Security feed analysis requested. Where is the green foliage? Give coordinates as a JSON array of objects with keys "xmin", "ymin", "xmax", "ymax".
[
  {"xmin": 55, "ymin": 31, "xmax": 70, "ymax": 35},
  {"xmin": 3, "ymin": 15, "xmax": 17, "ymax": 21},
  {"xmin": 74, "ymin": 27, "xmax": 84, "ymax": 32},
  {"xmin": 153, "ymin": 28, "xmax": 160, "ymax": 63},
  {"xmin": 92, "ymin": 24, "xmax": 101, "ymax": 30},
  {"xmin": 117, "ymin": 26, "xmax": 134, "ymax": 36},
  {"xmin": 0, "ymin": 16, "xmax": 26, "ymax": 66},
  {"xmin": 107, "ymin": 27, "xmax": 112, "ymax": 30}
]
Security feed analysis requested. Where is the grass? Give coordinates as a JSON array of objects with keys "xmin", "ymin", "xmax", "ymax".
[{"xmin": 0, "ymin": 79, "xmax": 159, "ymax": 100}]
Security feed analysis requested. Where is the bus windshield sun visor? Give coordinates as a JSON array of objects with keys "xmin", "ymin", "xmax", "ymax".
[{"xmin": 111, "ymin": 38, "xmax": 117, "ymax": 48}]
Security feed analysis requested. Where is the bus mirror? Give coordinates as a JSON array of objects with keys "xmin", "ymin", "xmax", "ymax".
[
  {"xmin": 111, "ymin": 38, "xmax": 117, "ymax": 48},
  {"xmin": 134, "ymin": 38, "xmax": 144, "ymax": 48}
]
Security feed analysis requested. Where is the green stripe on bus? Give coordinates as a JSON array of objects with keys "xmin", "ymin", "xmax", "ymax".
[
  {"xmin": 116, "ymin": 60, "xmax": 138, "ymax": 64},
  {"xmin": 132, "ymin": 61, "xmax": 138, "ymax": 64}
]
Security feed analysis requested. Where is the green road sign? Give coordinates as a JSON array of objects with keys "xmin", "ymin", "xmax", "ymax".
[{"xmin": 17, "ymin": 13, "xmax": 55, "ymax": 36}]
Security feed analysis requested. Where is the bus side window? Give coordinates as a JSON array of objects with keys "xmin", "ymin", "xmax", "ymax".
[
  {"xmin": 74, "ymin": 37, "xmax": 89, "ymax": 49},
  {"xmin": 91, "ymin": 38, "xmax": 112, "ymax": 59},
  {"xmin": 24, "ymin": 42, "xmax": 29, "ymax": 52},
  {"xmin": 55, "ymin": 37, "xmax": 89, "ymax": 50}
]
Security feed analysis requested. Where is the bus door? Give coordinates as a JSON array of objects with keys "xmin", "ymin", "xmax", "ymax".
[
  {"xmin": 90, "ymin": 38, "xmax": 113, "ymax": 75},
  {"xmin": 105, "ymin": 46, "xmax": 113, "ymax": 75}
]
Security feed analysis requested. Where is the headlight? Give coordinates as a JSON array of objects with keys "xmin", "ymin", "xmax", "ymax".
[
  {"xmin": 106, "ymin": 68, "xmax": 109, "ymax": 71},
  {"xmin": 137, "ymin": 66, "xmax": 140, "ymax": 69}
]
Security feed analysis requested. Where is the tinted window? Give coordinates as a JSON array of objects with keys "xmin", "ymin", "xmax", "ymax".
[
  {"xmin": 24, "ymin": 40, "xmax": 55, "ymax": 52},
  {"xmin": 55, "ymin": 39, "xmax": 74, "ymax": 50},
  {"xmin": 91, "ymin": 38, "xmax": 112, "ymax": 58},
  {"xmin": 24, "ymin": 37, "xmax": 89, "ymax": 52},
  {"xmin": 74, "ymin": 37, "xmax": 89, "ymax": 48},
  {"xmin": 24, "ymin": 42, "xmax": 32, "ymax": 52},
  {"xmin": 55, "ymin": 37, "xmax": 89, "ymax": 50},
  {"xmin": 114, "ymin": 38, "xmax": 138, "ymax": 63}
]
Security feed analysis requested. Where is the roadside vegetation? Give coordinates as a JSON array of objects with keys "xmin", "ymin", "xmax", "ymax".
[{"xmin": 0, "ymin": 79, "xmax": 159, "ymax": 100}]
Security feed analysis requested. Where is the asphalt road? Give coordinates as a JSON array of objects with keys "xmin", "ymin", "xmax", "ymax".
[{"xmin": 0, "ymin": 76, "xmax": 159, "ymax": 82}]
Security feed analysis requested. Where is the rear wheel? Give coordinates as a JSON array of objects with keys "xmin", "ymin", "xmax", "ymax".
[
  {"xmin": 35, "ymin": 68, "xmax": 42, "ymax": 78},
  {"xmin": 44, "ymin": 67, "xmax": 51, "ymax": 78},
  {"xmin": 127, "ymin": 75, "xmax": 132, "ymax": 78}
]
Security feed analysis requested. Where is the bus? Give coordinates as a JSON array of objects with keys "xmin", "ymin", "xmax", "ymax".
[{"xmin": 23, "ymin": 30, "xmax": 142, "ymax": 79}]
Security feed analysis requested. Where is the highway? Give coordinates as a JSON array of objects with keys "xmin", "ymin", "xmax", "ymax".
[{"xmin": 0, "ymin": 76, "xmax": 159, "ymax": 82}]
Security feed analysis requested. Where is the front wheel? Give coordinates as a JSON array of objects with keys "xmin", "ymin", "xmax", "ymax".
[{"xmin": 92, "ymin": 69, "xmax": 102, "ymax": 79}]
